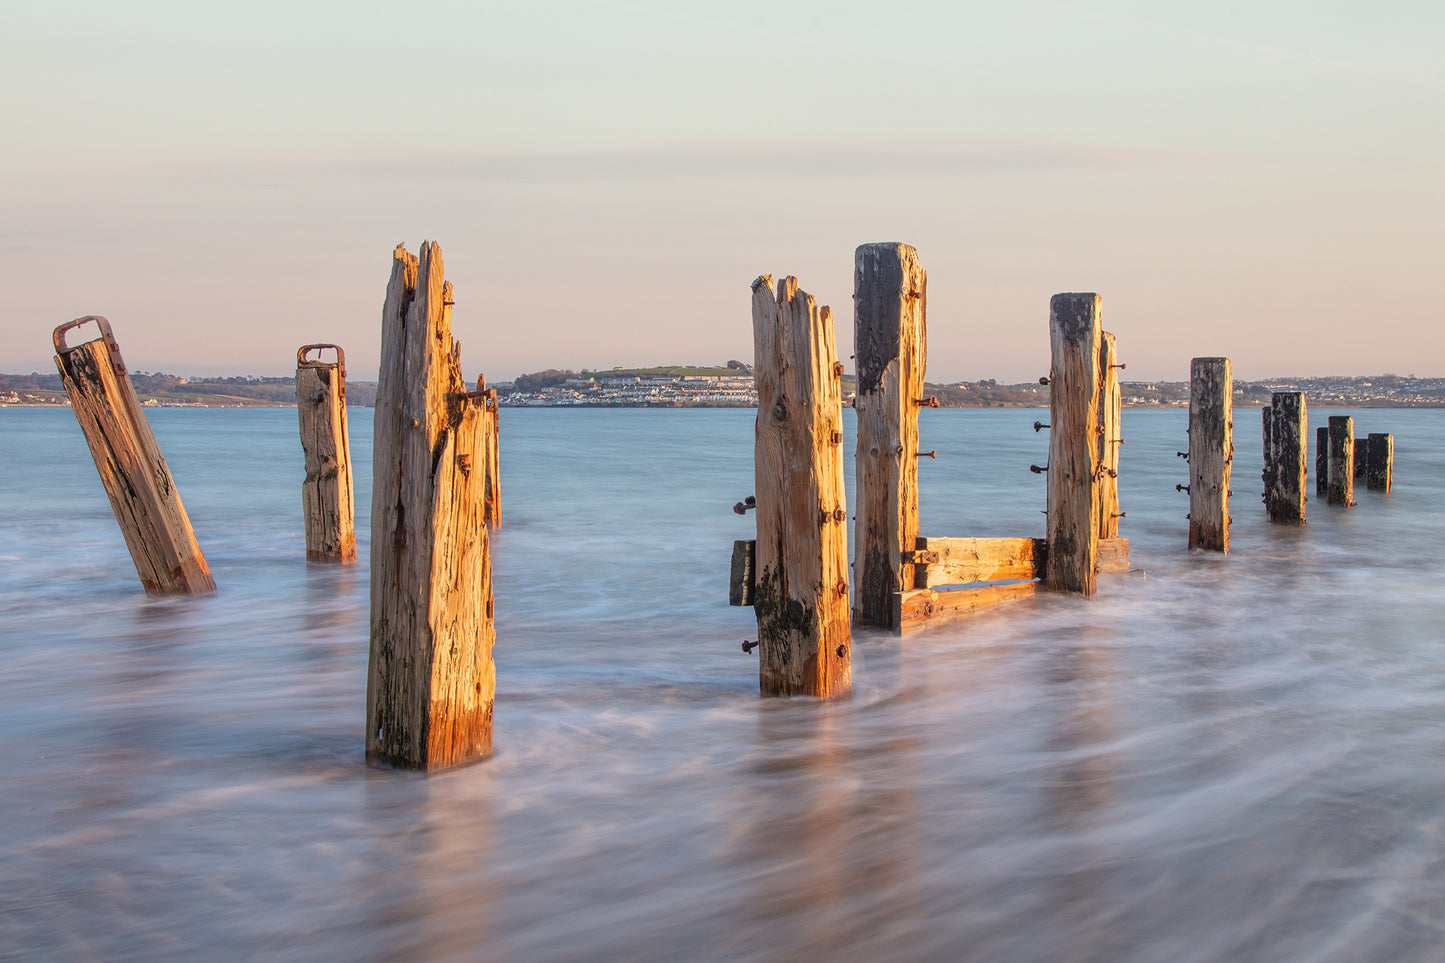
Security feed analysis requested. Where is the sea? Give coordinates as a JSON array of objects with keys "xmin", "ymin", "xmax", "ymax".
[{"xmin": 2, "ymin": 404, "xmax": 1444, "ymax": 962}]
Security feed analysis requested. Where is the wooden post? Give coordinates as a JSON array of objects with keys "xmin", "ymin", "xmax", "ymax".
[
  {"xmin": 1366, "ymin": 433, "xmax": 1394, "ymax": 492},
  {"xmin": 852, "ymin": 242, "xmax": 926, "ymax": 628},
  {"xmin": 296, "ymin": 344, "xmax": 357, "ymax": 562},
  {"xmin": 1353, "ymin": 439, "xmax": 1368, "ymax": 481},
  {"xmin": 1316, "ymin": 427, "xmax": 1329, "ymax": 497},
  {"xmin": 1045, "ymin": 293, "xmax": 1102, "ymax": 595},
  {"xmin": 1188, "ymin": 357, "xmax": 1232, "ymax": 551},
  {"xmin": 751, "ymin": 275, "xmax": 851, "ymax": 698},
  {"xmin": 52, "ymin": 317, "xmax": 215, "ymax": 595},
  {"xmin": 1263, "ymin": 391, "xmax": 1307, "ymax": 523},
  {"xmin": 1095, "ymin": 331, "xmax": 1123, "ymax": 540},
  {"xmin": 367, "ymin": 242, "xmax": 495, "ymax": 770},
  {"xmin": 1326, "ymin": 415, "xmax": 1355, "ymax": 506},
  {"xmin": 483, "ymin": 385, "xmax": 500, "ymax": 527}
]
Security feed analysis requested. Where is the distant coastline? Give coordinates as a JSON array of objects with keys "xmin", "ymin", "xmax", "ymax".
[{"xmin": 4, "ymin": 367, "xmax": 1442, "ymax": 409}]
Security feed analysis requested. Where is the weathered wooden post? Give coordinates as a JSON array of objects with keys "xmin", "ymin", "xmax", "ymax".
[
  {"xmin": 852, "ymin": 242, "xmax": 926, "ymax": 628},
  {"xmin": 1366, "ymin": 433, "xmax": 1394, "ymax": 492},
  {"xmin": 1187, "ymin": 357, "xmax": 1232, "ymax": 551},
  {"xmin": 1316, "ymin": 427, "xmax": 1329, "ymax": 497},
  {"xmin": 296, "ymin": 344, "xmax": 356, "ymax": 562},
  {"xmin": 1326, "ymin": 415, "xmax": 1355, "ymax": 507},
  {"xmin": 367, "ymin": 242, "xmax": 495, "ymax": 770},
  {"xmin": 1095, "ymin": 332, "xmax": 1123, "ymax": 539},
  {"xmin": 52, "ymin": 316, "xmax": 215, "ymax": 595},
  {"xmin": 482, "ymin": 383, "xmax": 500, "ymax": 527},
  {"xmin": 751, "ymin": 275, "xmax": 851, "ymax": 698},
  {"xmin": 1262, "ymin": 391, "xmax": 1307, "ymax": 523},
  {"xmin": 1044, "ymin": 294, "xmax": 1102, "ymax": 595},
  {"xmin": 1353, "ymin": 440, "xmax": 1368, "ymax": 481}
]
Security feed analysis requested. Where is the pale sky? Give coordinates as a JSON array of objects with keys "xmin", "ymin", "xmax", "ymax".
[{"xmin": 3, "ymin": 0, "xmax": 1441, "ymax": 382}]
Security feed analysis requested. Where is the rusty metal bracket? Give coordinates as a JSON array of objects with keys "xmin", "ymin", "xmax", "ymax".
[
  {"xmin": 902, "ymin": 550, "xmax": 939, "ymax": 565},
  {"xmin": 297, "ymin": 343, "xmax": 347, "ymax": 376},
  {"xmin": 53, "ymin": 316, "xmax": 126, "ymax": 371}
]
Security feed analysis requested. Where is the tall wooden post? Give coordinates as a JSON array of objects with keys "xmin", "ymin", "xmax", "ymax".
[
  {"xmin": 482, "ymin": 384, "xmax": 500, "ymax": 527},
  {"xmin": 1188, "ymin": 358, "xmax": 1232, "ymax": 551},
  {"xmin": 852, "ymin": 242, "xmax": 926, "ymax": 628},
  {"xmin": 367, "ymin": 242, "xmax": 495, "ymax": 770},
  {"xmin": 1263, "ymin": 391, "xmax": 1307, "ymax": 523},
  {"xmin": 1326, "ymin": 415, "xmax": 1355, "ymax": 506},
  {"xmin": 1316, "ymin": 427, "xmax": 1329, "ymax": 497},
  {"xmin": 1045, "ymin": 293, "xmax": 1102, "ymax": 595},
  {"xmin": 1366, "ymin": 433, "xmax": 1394, "ymax": 492},
  {"xmin": 751, "ymin": 275, "xmax": 851, "ymax": 698},
  {"xmin": 53, "ymin": 316, "xmax": 215, "ymax": 595},
  {"xmin": 296, "ymin": 344, "xmax": 356, "ymax": 562},
  {"xmin": 1095, "ymin": 331, "xmax": 1123, "ymax": 540}
]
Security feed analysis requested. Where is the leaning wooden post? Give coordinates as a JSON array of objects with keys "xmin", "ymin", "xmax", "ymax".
[
  {"xmin": 1095, "ymin": 331, "xmax": 1123, "ymax": 539},
  {"xmin": 1262, "ymin": 391, "xmax": 1307, "ymax": 523},
  {"xmin": 1366, "ymin": 433, "xmax": 1394, "ymax": 492},
  {"xmin": 852, "ymin": 242, "xmax": 926, "ymax": 628},
  {"xmin": 1326, "ymin": 415, "xmax": 1355, "ymax": 506},
  {"xmin": 1188, "ymin": 358, "xmax": 1232, "ymax": 551},
  {"xmin": 52, "ymin": 317, "xmax": 215, "ymax": 595},
  {"xmin": 367, "ymin": 242, "xmax": 495, "ymax": 770},
  {"xmin": 296, "ymin": 344, "xmax": 356, "ymax": 562},
  {"xmin": 1044, "ymin": 293, "xmax": 1102, "ymax": 595},
  {"xmin": 751, "ymin": 275, "xmax": 851, "ymax": 698},
  {"xmin": 1316, "ymin": 427, "xmax": 1329, "ymax": 497}
]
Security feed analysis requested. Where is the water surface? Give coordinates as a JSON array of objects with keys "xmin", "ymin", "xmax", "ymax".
[{"xmin": 2, "ymin": 406, "xmax": 1443, "ymax": 961}]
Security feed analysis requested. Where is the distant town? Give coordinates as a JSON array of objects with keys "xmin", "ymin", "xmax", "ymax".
[{"xmin": 3, "ymin": 366, "xmax": 1443, "ymax": 409}]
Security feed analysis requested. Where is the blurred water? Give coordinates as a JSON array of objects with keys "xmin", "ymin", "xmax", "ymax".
[{"xmin": 2, "ymin": 405, "xmax": 1444, "ymax": 961}]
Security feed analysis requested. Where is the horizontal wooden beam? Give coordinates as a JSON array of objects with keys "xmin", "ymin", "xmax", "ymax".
[
  {"xmin": 895, "ymin": 582, "xmax": 1039, "ymax": 632},
  {"xmin": 914, "ymin": 536, "xmax": 1039, "ymax": 588},
  {"xmin": 1096, "ymin": 537, "xmax": 1130, "ymax": 574},
  {"xmin": 913, "ymin": 536, "xmax": 1128, "ymax": 587}
]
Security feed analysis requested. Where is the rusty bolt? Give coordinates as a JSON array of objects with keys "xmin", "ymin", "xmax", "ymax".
[
  {"xmin": 1030, "ymin": 464, "xmax": 1048, "ymax": 474},
  {"xmin": 742, "ymin": 640, "xmax": 759, "ymax": 654},
  {"xmin": 1176, "ymin": 484, "xmax": 1190, "ymax": 494},
  {"xmin": 831, "ymin": 430, "xmax": 844, "ymax": 445},
  {"xmin": 1039, "ymin": 376, "xmax": 1050, "ymax": 386},
  {"xmin": 836, "ymin": 644, "xmax": 848, "ymax": 658},
  {"xmin": 914, "ymin": 396, "xmax": 939, "ymax": 408},
  {"xmin": 1033, "ymin": 421, "xmax": 1050, "ymax": 432},
  {"xmin": 733, "ymin": 495, "xmax": 756, "ymax": 515},
  {"xmin": 917, "ymin": 450, "xmax": 936, "ymax": 459}
]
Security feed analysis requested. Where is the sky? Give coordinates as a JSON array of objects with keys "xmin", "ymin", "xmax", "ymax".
[{"xmin": 3, "ymin": 0, "xmax": 1441, "ymax": 383}]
